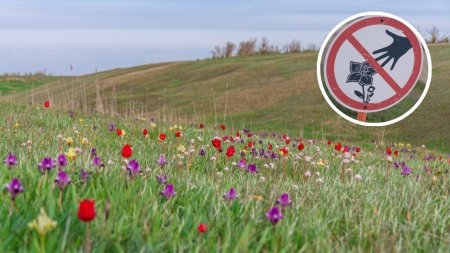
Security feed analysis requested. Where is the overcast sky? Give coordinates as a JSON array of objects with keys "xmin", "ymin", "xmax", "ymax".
[{"xmin": 1, "ymin": 0, "xmax": 449, "ymax": 75}]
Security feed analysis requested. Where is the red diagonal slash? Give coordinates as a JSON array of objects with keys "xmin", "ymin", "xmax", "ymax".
[{"xmin": 347, "ymin": 34, "xmax": 402, "ymax": 93}]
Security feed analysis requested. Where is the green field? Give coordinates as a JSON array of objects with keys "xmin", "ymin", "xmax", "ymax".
[
  {"xmin": 3, "ymin": 44, "xmax": 450, "ymax": 153},
  {"xmin": 0, "ymin": 103, "xmax": 448, "ymax": 252}
]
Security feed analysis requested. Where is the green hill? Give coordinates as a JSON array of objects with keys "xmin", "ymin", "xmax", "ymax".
[{"xmin": 3, "ymin": 44, "xmax": 450, "ymax": 152}]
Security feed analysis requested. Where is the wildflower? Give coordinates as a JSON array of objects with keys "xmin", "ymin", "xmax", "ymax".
[
  {"xmin": 28, "ymin": 208, "xmax": 57, "ymax": 236},
  {"xmin": 279, "ymin": 147, "xmax": 289, "ymax": 156},
  {"xmin": 220, "ymin": 124, "xmax": 226, "ymax": 130},
  {"xmin": 143, "ymin": 128, "xmax": 148, "ymax": 136},
  {"xmin": 335, "ymin": 142, "xmax": 342, "ymax": 151},
  {"xmin": 298, "ymin": 143, "xmax": 305, "ymax": 151},
  {"xmin": 156, "ymin": 175, "xmax": 167, "ymax": 185},
  {"xmin": 394, "ymin": 150, "xmax": 399, "ymax": 156},
  {"xmin": 159, "ymin": 133, "xmax": 166, "ymax": 141},
  {"xmin": 226, "ymin": 146, "xmax": 235, "ymax": 158},
  {"xmin": 223, "ymin": 187, "xmax": 237, "ymax": 200},
  {"xmin": 355, "ymin": 147, "xmax": 361, "ymax": 153},
  {"xmin": 121, "ymin": 144, "xmax": 133, "ymax": 158},
  {"xmin": 66, "ymin": 137, "xmax": 74, "ymax": 145},
  {"xmin": 304, "ymin": 171, "xmax": 312, "ymax": 178},
  {"xmin": 161, "ymin": 184, "xmax": 176, "ymax": 199},
  {"xmin": 260, "ymin": 176, "xmax": 266, "ymax": 182},
  {"xmin": 199, "ymin": 123, "xmax": 205, "ymax": 129},
  {"xmin": 316, "ymin": 178, "xmax": 324, "ymax": 184},
  {"xmin": 177, "ymin": 145, "xmax": 186, "ymax": 153},
  {"xmin": 5, "ymin": 177, "xmax": 24, "ymax": 200},
  {"xmin": 247, "ymin": 164, "xmax": 258, "ymax": 173},
  {"xmin": 386, "ymin": 147, "xmax": 392, "ymax": 155},
  {"xmin": 199, "ymin": 149, "xmax": 206, "ymax": 156},
  {"xmin": 57, "ymin": 154, "xmax": 67, "ymax": 169},
  {"xmin": 401, "ymin": 164, "xmax": 412, "ymax": 176},
  {"xmin": 44, "ymin": 101, "xmax": 50, "ymax": 108},
  {"xmin": 211, "ymin": 137, "xmax": 222, "ymax": 150},
  {"xmin": 116, "ymin": 128, "xmax": 123, "ymax": 136},
  {"xmin": 38, "ymin": 157, "xmax": 55, "ymax": 173},
  {"xmin": 80, "ymin": 169, "xmax": 89, "ymax": 183},
  {"xmin": 81, "ymin": 138, "xmax": 89, "ymax": 145},
  {"xmin": 175, "ymin": 131, "xmax": 182, "ymax": 137},
  {"xmin": 276, "ymin": 193, "xmax": 292, "ymax": 207},
  {"xmin": 108, "ymin": 123, "xmax": 116, "ymax": 131},
  {"xmin": 92, "ymin": 156, "xmax": 103, "ymax": 167},
  {"xmin": 66, "ymin": 148, "xmax": 77, "ymax": 161},
  {"xmin": 268, "ymin": 143, "xmax": 273, "ymax": 151},
  {"xmin": 327, "ymin": 140, "xmax": 332, "ymax": 145},
  {"xmin": 158, "ymin": 154, "xmax": 167, "ymax": 167},
  {"xmin": 127, "ymin": 160, "xmax": 141, "ymax": 177},
  {"xmin": 78, "ymin": 199, "xmax": 96, "ymax": 222},
  {"xmin": 4, "ymin": 153, "xmax": 18, "ymax": 168},
  {"xmin": 55, "ymin": 170, "xmax": 71, "ymax": 190},
  {"xmin": 197, "ymin": 223, "xmax": 208, "ymax": 233},
  {"xmin": 210, "ymin": 156, "xmax": 217, "ymax": 161},
  {"xmin": 266, "ymin": 206, "xmax": 283, "ymax": 225},
  {"xmin": 354, "ymin": 174, "xmax": 362, "ymax": 181},
  {"xmin": 90, "ymin": 148, "xmax": 97, "ymax": 157}
]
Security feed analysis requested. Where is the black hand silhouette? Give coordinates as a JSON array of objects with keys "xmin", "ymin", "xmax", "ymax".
[{"xmin": 372, "ymin": 30, "xmax": 412, "ymax": 70}]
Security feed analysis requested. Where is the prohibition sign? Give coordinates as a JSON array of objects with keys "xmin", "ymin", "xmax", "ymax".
[{"xmin": 322, "ymin": 14, "xmax": 424, "ymax": 113}]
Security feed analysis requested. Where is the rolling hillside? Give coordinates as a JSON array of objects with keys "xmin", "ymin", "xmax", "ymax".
[{"xmin": 3, "ymin": 44, "xmax": 450, "ymax": 152}]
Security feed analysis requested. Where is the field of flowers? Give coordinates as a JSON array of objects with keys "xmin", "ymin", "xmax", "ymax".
[{"xmin": 1, "ymin": 103, "xmax": 449, "ymax": 252}]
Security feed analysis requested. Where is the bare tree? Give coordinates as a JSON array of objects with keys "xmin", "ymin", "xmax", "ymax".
[
  {"xmin": 237, "ymin": 38, "xmax": 257, "ymax": 56},
  {"xmin": 429, "ymin": 25, "xmax": 440, "ymax": 43},
  {"xmin": 259, "ymin": 37, "xmax": 271, "ymax": 54},
  {"xmin": 305, "ymin": 43, "xmax": 318, "ymax": 51},
  {"xmin": 283, "ymin": 40, "xmax": 301, "ymax": 53},
  {"xmin": 224, "ymin": 42, "xmax": 236, "ymax": 58},
  {"xmin": 211, "ymin": 45, "xmax": 223, "ymax": 59}
]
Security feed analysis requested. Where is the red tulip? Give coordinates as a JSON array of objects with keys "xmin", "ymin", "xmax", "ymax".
[
  {"xmin": 78, "ymin": 199, "xmax": 96, "ymax": 222},
  {"xmin": 197, "ymin": 223, "xmax": 207, "ymax": 233},
  {"xmin": 44, "ymin": 100, "xmax": 50, "ymax": 108},
  {"xmin": 298, "ymin": 143, "xmax": 304, "ymax": 151},
  {"xmin": 143, "ymin": 128, "xmax": 148, "ymax": 136},
  {"xmin": 247, "ymin": 133, "xmax": 252, "ymax": 138},
  {"xmin": 212, "ymin": 138, "xmax": 221, "ymax": 150},
  {"xmin": 199, "ymin": 123, "xmax": 205, "ymax": 129},
  {"xmin": 394, "ymin": 150, "xmax": 398, "ymax": 156},
  {"xmin": 280, "ymin": 147, "xmax": 289, "ymax": 156},
  {"xmin": 220, "ymin": 124, "xmax": 225, "ymax": 131},
  {"xmin": 386, "ymin": 147, "xmax": 392, "ymax": 155},
  {"xmin": 159, "ymin": 133, "xmax": 166, "ymax": 141},
  {"xmin": 116, "ymin": 128, "xmax": 123, "ymax": 136},
  {"xmin": 248, "ymin": 141, "xmax": 253, "ymax": 148},
  {"xmin": 327, "ymin": 140, "xmax": 332, "ymax": 145},
  {"xmin": 355, "ymin": 147, "xmax": 361, "ymax": 153},
  {"xmin": 122, "ymin": 144, "xmax": 132, "ymax": 158},
  {"xmin": 226, "ymin": 146, "xmax": 235, "ymax": 158},
  {"xmin": 236, "ymin": 132, "xmax": 240, "ymax": 137},
  {"xmin": 268, "ymin": 143, "xmax": 273, "ymax": 151},
  {"xmin": 175, "ymin": 131, "xmax": 182, "ymax": 138},
  {"xmin": 334, "ymin": 142, "xmax": 342, "ymax": 151}
]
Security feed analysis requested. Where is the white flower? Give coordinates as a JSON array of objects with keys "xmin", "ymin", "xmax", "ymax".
[
  {"xmin": 231, "ymin": 162, "xmax": 237, "ymax": 166},
  {"xmin": 421, "ymin": 145, "xmax": 426, "ymax": 149},
  {"xmin": 343, "ymin": 152, "xmax": 351, "ymax": 159},
  {"xmin": 269, "ymin": 163, "xmax": 275, "ymax": 169},
  {"xmin": 224, "ymin": 166, "xmax": 229, "ymax": 171},
  {"xmin": 263, "ymin": 164, "xmax": 269, "ymax": 169},
  {"xmin": 343, "ymin": 159, "xmax": 350, "ymax": 164},
  {"xmin": 315, "ymin": 172, "xmax": 321, "ymax": 177},
  {"xmin": 216, "ymin": 172, "xmax": 223, "ymax": 177},
  {"xmin": 386, "ymin": 156, "xmax": 393, "ymax": 162},
  {"xmin": 190, "ymin": 139, "xmax": 195, "ymax": 144},
  {"xmin": 316, "ymin": 178, "xmax": 324, "ymax": 184},
  {"xmin": 56, "ymin": 134, "xmax": 63, "ymax": 140},
  {"xmin": 304, "ymin": 156, "xmax": 312, "ymax": 162},
  {"xmin": 354, "ymin": 174, "xmax": 362, "ymax": 181},
  {"xmin": 107, "ymin": 159, "xmax": 114, "ymax": 165},
  {"xmin": 304, "ymin": 171, "xmax": 312, "ymax": 178},
  {"xmin": 210, "ymin": 156, "xmax": 217, "ymax": 161},
  {"xmin": 346, "ymin": 168, "xmax": 353, "ymax": 174},
  {"xmin": 292, "ymin": 184, "xmax": 299, "ymax": 190},
  {"xmin": 260, "ymin": 176, "xmax": 266, "ymax": 182}
]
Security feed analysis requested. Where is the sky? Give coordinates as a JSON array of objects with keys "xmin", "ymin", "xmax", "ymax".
[{"xmin": 1, "ymin": 0, "xmax": 449, "ymax": 75}]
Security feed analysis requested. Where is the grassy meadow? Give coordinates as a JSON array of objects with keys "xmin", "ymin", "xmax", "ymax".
[{"xmin": 0, "ymin": 103, "xmax": 448, "ymax": 252}]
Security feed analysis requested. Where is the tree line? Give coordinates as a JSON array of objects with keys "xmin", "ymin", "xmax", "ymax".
[{"xmin": 211, "ymin": 37, "xmax": 318, "ymax": 59}]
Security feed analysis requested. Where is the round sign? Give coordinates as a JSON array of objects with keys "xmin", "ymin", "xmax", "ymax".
[{"xmin": 317, "ymin": 12, "xmax": 432, "ymax": 126}]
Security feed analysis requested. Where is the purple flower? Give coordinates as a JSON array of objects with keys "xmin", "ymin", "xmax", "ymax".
[
  {"xmin": 5, "ymin": 178, "xmax": 24, "ymax": 201},
  {"xmin": 92, "ymin": 156, "xmax": 103, "ymax": 167},
  {"xmin": 80, "ymin": 169, "xmax": 89, "ymax": 183},
  {"xmin": 57, "ymin": 154, "xmax": 67, "ymax": 169},
  {"xmin": 156, "ymin": 175, "xmax": 167, "ymax": 185},
  {"xmin": 161, "ymin": 184, "xmax": 176, "ymax": 199},
  {"xmin": 69, "ymin": 110, "xmax": 74, "ymax": 118},
  {"xmin": 108, "ymin": 123, "xmax": 116, "ymax": 131},
  {"xmin": 223, "ymin": 187, "xmax": 237, "ymax": 201},
  {"xmin": 276, "ymin": 193, "xmax": 292, "ymax": 207},
  {"xmin": 401, "ymin": 164, "xmax": 412, "ymax": 176},
  {"xmin": 55, "ymin": 170, "xmax": 71, "ymax": 190},
  {"xmin": 158, "ymin": 154, "xmax": 167, "ymax": 167},
  {"xmin": 266, "ymin": 206, "xmax": 283, "ymax": 225},
  {"xmin": 4, "ymin": 153, "xmax": 18, "ymax": 168},
  {"xmin": 199, "ymin": 149, "xmax": 206, "ymax": 156},
  {"xmin": 90, "ymin": 148, "xmax": 97, "ymax": 157},
  {"xmin": 127, "ymin": 160, "xmax": 141, "ymax": 177},
  {"xmin": 38, "ymin": 157, "xmax": 55, "ymax": 173},
  {"xmin": 238, "ymin": 158, "xmax": 246, "ymax": 169},
  {"xmin": 247, "ymin": 164, "xmax": 258, "ymax": 173}
]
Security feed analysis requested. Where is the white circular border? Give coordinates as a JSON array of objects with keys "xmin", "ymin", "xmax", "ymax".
[{"xmin": 317, "ymin": 11, "xmax": 432, "ymax": 127}]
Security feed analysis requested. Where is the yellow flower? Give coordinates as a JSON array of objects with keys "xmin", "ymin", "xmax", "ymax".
[
  {"xmin": 177, "ymin": 144, "xmax": 186, "ymax": 153},
  {"xmin": 398, "ymin": 143, "xmax": 404, "ymax": 147},
  {"xmin": 150, "ymin": 122, "xmax": 157, "ymax": 128},
  {"xmin": 65, "ymin": 137, "xmax": 73, "ymax": 145},
  {"xmin": 317, "ymin": 159, "xmax": 327, "ymax": 166},
  {"xmin": 14, "ymin": 122, "xmax": 20, "ymax": 128},
  {"xmin": 253, "ymin": 195, "xmax": 264, "ymax": 201},
  {"xmin": 406, "ymin": 143, "xmax": 411, "ymax": 147},
  {"xmin": 81, "ymin": 138, "xmax": 89, "ymax": 145},
  {"xmin": 66, "ymin": 148, "xmax": 76, "ymax": 161},
  {"xmin": 79, "ymin": 118, "xmax": 84, "ymax": 122},
  {"xmin": 28, "ymin": 208, "xmax": 57, "ymax": 236}
]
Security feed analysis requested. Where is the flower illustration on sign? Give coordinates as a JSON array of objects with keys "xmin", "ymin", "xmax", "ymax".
[{"xmin": 346, "ymin": 61, "xmax": 377, "ymax": 103}]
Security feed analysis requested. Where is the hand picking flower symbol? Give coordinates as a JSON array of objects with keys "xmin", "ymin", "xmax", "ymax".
[{"xmin": 346, "ymin": 61, "xmax": 377, "ymax": 103}]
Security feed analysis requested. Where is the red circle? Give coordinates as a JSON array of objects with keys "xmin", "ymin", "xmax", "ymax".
[{"xmin": 324, "ymin": 16, "xmax": 423, "ymax": 112}]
